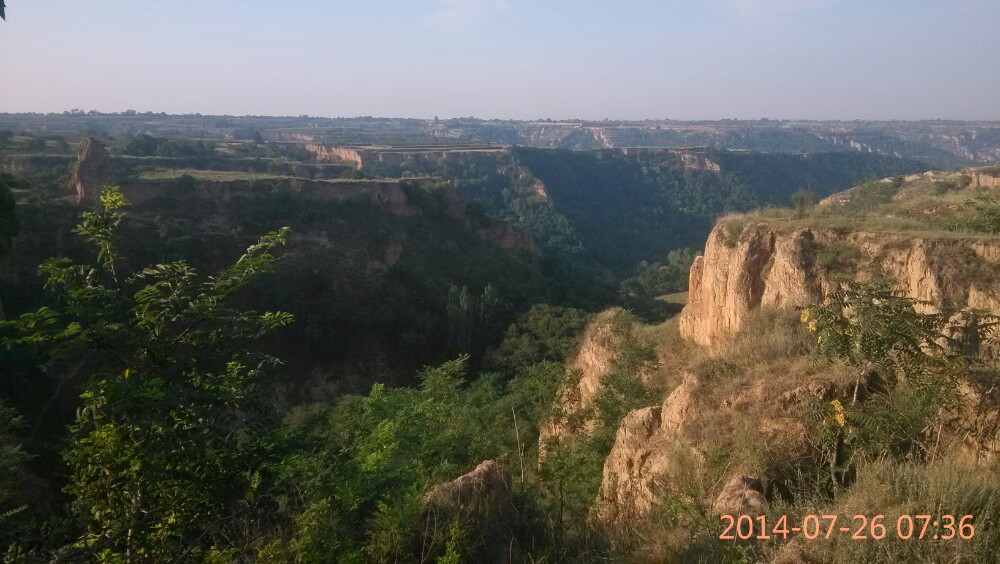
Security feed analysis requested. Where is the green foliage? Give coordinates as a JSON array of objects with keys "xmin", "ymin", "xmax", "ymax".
[
  {"xmin": 619, "ymin": 247, "xmax": 698, "ymax": 298},
  {"xmin": 230, "ymin": 141, "xmax": 313, "ymax": 162},
  {"xmin": 538, "ymin": 311, "xmax": 659, "ymax": 552},
  {"xmin": 0, "ymin": 173, "xmax": 20, "ymax": 264},
  {"xmin": 0, "ymin": 400, "xmax": 30, "ymax": 520},
  {"xmin": 488, "ymin": 304, "xmax": 589, "ymax": 373},
  {"xmin": 17, "ymin": 138, "xmax": 48, "ymax": 153},
  {"xmin": 174, "ymin": 173, "xmax": 196, "ymax": 190},
  {"xmin": 802, "ymin": 282, "xmax": 959, "ymax": 483},
  {"xmin": 841, "ymin": 180, "xmax": 896, "ymax": 214},
  {"xmin": 799, "ymin": 460, "xmax": 1000, "ymax": 563},
  {"xmin": 803, "ymin": 282, "xmax": 947, "ymax": 385},
  {"xmin": 790, "ymin": 188, "xmax": 818, "ymax": 217},
  {"xmin": 815, "ymin": 242, "xmax": 862, "ymax": 276},
  {"xmin": 269, "ymin": 356, "xmax": 513, "ymax": 562},
  {"xmin": 949, "ymin": 194, "xmax": 1000, "ymax": 234},
  {"xmin": 445, "ymin": 284, "xmax": 500, "ymax": 358},
  {"xmin": 115, "ymin": 135, "xmax": 215, "ymax": 158},
  {"xmin": 1, "ymin": 188, "xmax": 293, "ymax": 560},
  {"xmin": 589, "ymin": 326, "xmax": 659, "ymax": 452},
  {"xmin": 720, "ymin": 219, "xmax": 745, "ymax": 247}
]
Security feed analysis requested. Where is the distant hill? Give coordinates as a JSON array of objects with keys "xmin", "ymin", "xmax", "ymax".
[{"xmin": 3, "ymin": 113, "xmax": 1000, "ymax": 168}]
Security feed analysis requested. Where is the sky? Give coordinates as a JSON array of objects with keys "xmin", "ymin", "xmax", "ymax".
[{"xmin": 1, "ymin": 0, "xmax": 999, "ymax": 120}]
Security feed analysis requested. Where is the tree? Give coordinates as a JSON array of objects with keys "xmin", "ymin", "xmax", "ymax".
[
  {"xmin": 446, "ymin": 284, "xmax": 499, "ymax": 358},
  {"xmin": 0, "ymin": 173, "xmax": 20, "ymax": 265},
  {"xmin": 790, "ymin": 188, "xmax": 818, "ymax": 218},
  {"xmin": 1, "ymin": 187, "xmax": 293, "ymax": 560},
  {"xmin": 802, "ymin": 281, "xmax": 947, "ymax": 406},
  {"xmin": 801, "ymin": 282, "xmax": 970, "ymax": 478},
  {"xmin": 265, "ymin": 356, "xmax": 511, "ymax": 562},
  {"xmin": 0, "ymin": 400, "xmax": 30, "ymax": 535}
]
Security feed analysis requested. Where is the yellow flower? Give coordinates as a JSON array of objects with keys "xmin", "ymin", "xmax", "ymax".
[
  {"xmin": 800, "ymin": 309, "xmax": 810, "ymax": 323},
  {"xmin": 808, "ymin": 319, "xmax": 818, "ymax": 332},
  {"xmin": 828, "ymin": 399, "xmax": 846, "ymax": 428}
]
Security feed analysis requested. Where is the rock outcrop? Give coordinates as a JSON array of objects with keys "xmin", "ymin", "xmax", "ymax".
[
  {"xmin": 680, "ymin": 222, "xmax": 1000, "ymax": 349},
  {"xmin": 422, "ymin": 460, "xmax": 515, "ymax": 563},
  {"xmin": 594, "ymin": 371, "xmax": 833, "ymax": 525},
  {"xmin": 538, "ymin": 309, "xmax": 648, "ymax": 454},
  {"xmin": 592, "ymin": 373, "xmax": 700, "ymax": 523},
  {"xmin": 423, "ymin": 460, "xmax": 512, "ymax": 512},
  {"xmin": 711, "ymin": 475, "xmax": 767, "ymax": 516},
  {"xmin": 303, "ymin": 144, "xmax": 364, "ymax": 169},
  {"xmin": 971, "ymin": 171, "xmax": 1000, "ymax": 189},
  {"xmin": 73, "ymin": 137, "xmax": 116, "ymax": 204}
]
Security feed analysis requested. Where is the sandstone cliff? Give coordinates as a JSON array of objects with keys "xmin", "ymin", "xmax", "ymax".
[{"xmin": 680, "ymin": 222, "xmax": 1000, "ymax": 349}]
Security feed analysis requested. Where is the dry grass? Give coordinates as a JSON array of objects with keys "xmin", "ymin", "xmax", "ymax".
[
  {"xmin": 762, "ymin": 459, "xmax": 1000, "ymax": 563},
  {"xmin": 607, "ymin": 303, "xmax": 999, "ymax": 562},
  {"xmin": 718, "ymin": 167, "xmax": 1000, "ymax": 239}
]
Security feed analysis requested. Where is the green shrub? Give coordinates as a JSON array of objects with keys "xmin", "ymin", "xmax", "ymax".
[
  {"xmin": 950, "ymin": 195, "xmax": 1000, "ymax": 234},
  {"xmin": 791, "ymin": 189, "xmax": 819, "ymax": 218},
  {"xmin": 843, "ymin": 180, "xmax": 896, "ymax": 214},
  {"xmin": 720, "ymin": 219, "xmax": 745, "ymax": 247},
  {"xmin": 816, "ymin": 242, "xmax": 863, "ymax": 276}
]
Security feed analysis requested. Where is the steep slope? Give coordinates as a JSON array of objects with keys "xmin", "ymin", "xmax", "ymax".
[
  {"xmin": 516, "ymin": 167, "xmax": 1000, "ymax": 562},
  {"xmin": 2, "ymin": 168, "xmax": 546, "ymax": 413},
  {"xmin": 346, "ymin": 144, "xmax": 928, "ymax": 275},
  {"xmin": 681, "ymin": 168, "xmax": 1000, "ymax": 349}
]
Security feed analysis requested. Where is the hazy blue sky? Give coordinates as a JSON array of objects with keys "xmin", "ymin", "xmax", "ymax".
[{"xmin": 1, "ymin": 0, "xmax": 998, "ymax": 120}]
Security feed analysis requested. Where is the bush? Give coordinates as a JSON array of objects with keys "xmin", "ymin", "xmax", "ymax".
[
  {"xmin": 790, "ymin": 189, "xmax": 818, "ymax": 218},
  {"xmin": 950, "ymin": 195, "xmax": 1000, "ymax": 234},
  {"xmin": 816, "ymin": 242, "xmax": 862, "ymax": 276},
  {"xmin": 842, "ymin": 180, "xmax": 896, "ymax": 214},
  {"xmin": 720, "ymin": 219, "xmax": 745, "ymax": 247}
]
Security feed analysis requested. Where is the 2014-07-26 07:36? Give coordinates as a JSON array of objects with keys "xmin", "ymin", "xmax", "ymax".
[{"xmin": 719, "ymin": 514, "xmax": 976, "ymax": 541}]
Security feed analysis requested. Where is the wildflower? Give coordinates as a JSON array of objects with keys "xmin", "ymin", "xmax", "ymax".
[{"xmin": 828, "ymin": 399, "xmax": 846, "ymax": 427}]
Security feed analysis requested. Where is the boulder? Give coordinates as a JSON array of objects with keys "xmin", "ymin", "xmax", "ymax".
[
  {"xmin": 423, "ymin": 459, "xmax": 512, "ymax": 512},
  {"xmin": 711, "ymin": 474, "xmax": 766, "ymax": 516}
]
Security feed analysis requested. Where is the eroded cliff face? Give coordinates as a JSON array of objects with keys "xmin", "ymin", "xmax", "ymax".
[
  {"xmin": 593, "ymin": 215, "xmax": 1000, "ymax": 527},
  {"xmin": 680, "ymin": 223, "xmax": 1000, "ymax": 349},
  {"xmin": 121, "ymin": 178, "xmax": 423, "ymax": 215},
  {"xmin": 538, "ymin": 309, "xmax": 653, "ymax": 455},
  {"xmin": 539, "ymin": 309, "xmax": 626, "ymax": 451},
  {"xmin": 304, "ymin": 144, "xmax": 364, "ymax": 169},
  {"xmin": 971, "ymin": 171, "xmax": 1000, "ymax": 188},
  {"xmin": 593, "ymin": 370, "xmax": 840, "ymax": 525}
]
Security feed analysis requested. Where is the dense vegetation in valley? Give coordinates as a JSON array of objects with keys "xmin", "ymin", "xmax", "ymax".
[
  {"xmin": 507, "ymin": 147, "xmax": 926, "ymax": 273},
  {"xmin": 0, "ymin": 131, "xmax": 998, "ymax": 562},
  {"xmin": 359, "ymin": 145, "xmax": 926, "ymax": 277}
]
